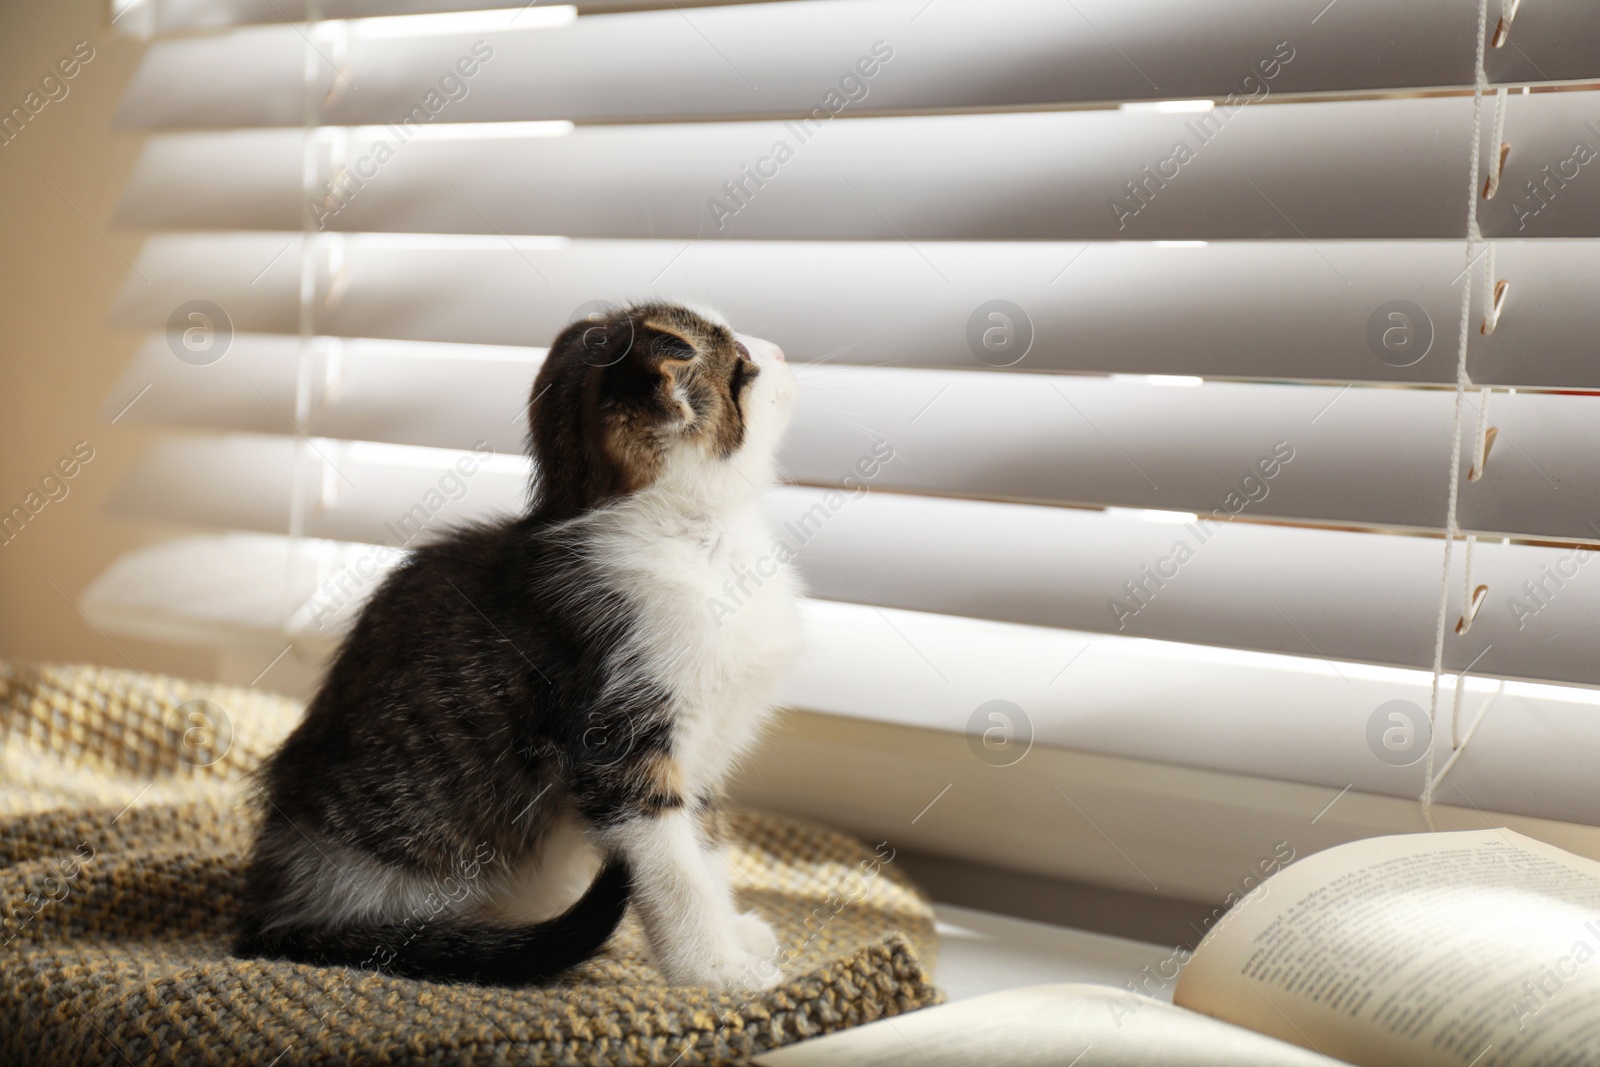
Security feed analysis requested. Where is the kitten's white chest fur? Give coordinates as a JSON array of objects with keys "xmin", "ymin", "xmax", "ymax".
[
  {"xmin": 493, "ymin": 484, "xmax": 801, "ymax": 933},
  {"xmin": 599, "ymin": 493, "xmax": 803, "ymax": 796}
]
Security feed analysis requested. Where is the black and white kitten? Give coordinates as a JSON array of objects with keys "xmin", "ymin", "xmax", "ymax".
[{"xmin": 235, "ymin": 303, "xmax": 802, "ymax": 989}]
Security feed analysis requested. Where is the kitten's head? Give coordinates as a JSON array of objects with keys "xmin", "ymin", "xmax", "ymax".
[{"xmin": 528, "ymin": 302, "xmax": 795, "ymax": 519}]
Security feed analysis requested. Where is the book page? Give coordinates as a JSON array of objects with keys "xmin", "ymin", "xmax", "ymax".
[
  {"xmin": 1174, "ymin": 829, "xmax": 1600, "ymax": 1067},
  {"xmin": 754, "ymin": 983, "xmax": 1349, "ymax": 1066}
]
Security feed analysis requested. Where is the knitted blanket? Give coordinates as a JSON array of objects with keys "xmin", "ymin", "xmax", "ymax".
[{"xmin": 0, "ymin": 661, "xmax": 941, "ymax": 1065}]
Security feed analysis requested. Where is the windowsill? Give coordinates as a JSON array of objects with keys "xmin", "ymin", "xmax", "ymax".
[{"xmin": 932, "ymin": 904, "xmax": 1175, "ymax": 1004}]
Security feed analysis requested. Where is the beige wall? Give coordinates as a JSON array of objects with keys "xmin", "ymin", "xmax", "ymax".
[{"xmin": 0, "ymin": 2, "xmax": 215, "ymax": 683}]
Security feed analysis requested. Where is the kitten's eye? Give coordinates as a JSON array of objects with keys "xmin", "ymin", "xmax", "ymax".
[{"xmin": 734, "ymin": 341, "xmax": 752, "ymax": 362}]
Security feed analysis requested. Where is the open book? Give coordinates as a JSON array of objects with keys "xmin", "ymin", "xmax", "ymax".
[{"xmin": 755, "ymin": 830, "xmax": 1600, "ymax": 1066}]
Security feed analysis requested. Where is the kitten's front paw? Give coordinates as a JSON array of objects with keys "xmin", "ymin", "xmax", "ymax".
[
  {"xmin": 662, "ymin": 917, "xmax": 784, "ymax": 991},
  {"xmin": 729, "ymin": 911, "xmax": 783, "ymax": 989},
  {"xmin": 707, "ymin": 953, "xmax": 783, "ymax": 992},
  {"xmin": 662, "ymin": 954, "xmax": 781, "ymax": 991},
  {"xmin": 734, "ymin": 911, "xmax": 779, "ymax": 959}
]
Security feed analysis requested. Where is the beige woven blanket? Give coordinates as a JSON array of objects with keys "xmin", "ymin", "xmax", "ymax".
[{"xmin": 0, "ymin": 661, "xmax": 940, "ymax": 1065}]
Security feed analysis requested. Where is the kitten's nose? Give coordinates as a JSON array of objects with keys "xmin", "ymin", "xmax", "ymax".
[{"xmin": 737, "ymin": 333, "xmax": 785, "ymax": 364}]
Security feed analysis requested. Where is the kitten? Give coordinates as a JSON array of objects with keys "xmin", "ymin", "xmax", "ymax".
[{"xmin": 235, "ymin": 303, "xmax": 803, "ymax": 989}]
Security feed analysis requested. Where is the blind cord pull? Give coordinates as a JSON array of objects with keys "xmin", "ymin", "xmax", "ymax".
[
  {"xmin": 1480, "ymin": 279, "xmax": 1510, "ymax": 334},
  {"xmin": 1468, "ymin": 383, "xmax": 1496, "ymax": 482},
  {"xmin": 1468, "ymin": 425, "xmax": 1499, "ymax": 481},
  {"xmin": 1455, "ymin": 581, "xmax": 1488, "ymax": 636},
  {"xmin": 1470, "ymin": 245, "xmax": 1498, "ymax": 483},
  {"xmin": 1452, "ymin": 531, "xmax": 1483, "ymax": 751},
  {"xmin": 1492, "ymin": 0, "xmax": 1523, "ymax": 48},
  {"xmin": 1482, "ymin": 143, "xmax": 1511, "ymax": 198},
  {"xmin": 1481, "ymin": 87, "xmax": 1511, "ymax": 199}
]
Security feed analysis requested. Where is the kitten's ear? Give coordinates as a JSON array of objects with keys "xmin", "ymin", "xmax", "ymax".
[
  {"xmin": 649, "ymin": 352, "xmax": 697, "ymax": 428},
  {"xmin": 640, "ymin": 320, "xmax": 696, "ymax": 361},
  {"xmin": 639, "ymin": 321, "xmax": 698, "ymax": 427}
]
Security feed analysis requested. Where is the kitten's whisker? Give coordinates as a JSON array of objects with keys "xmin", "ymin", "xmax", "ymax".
[{"xmin": 807, "ymin": 323, "xmax": 895, "ymax": 366}]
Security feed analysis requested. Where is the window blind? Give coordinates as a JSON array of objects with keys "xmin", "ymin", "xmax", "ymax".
[{"xmin": 87, "ymin": 0, "xmax": 1600, "ymax": 902}]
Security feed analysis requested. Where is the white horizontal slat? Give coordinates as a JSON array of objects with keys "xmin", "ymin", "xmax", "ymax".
[
  {"xmin": 106, "ymin": 334, "xmax": 537, "ymax": 452},
  {"xmin": 112, "ymin": 0, "xmax": 765, "ymax": 37},
  {"xmin": 98, "ymin": 439, "xmax": 1600, "ymax": 687},
  {"xmin": 739, "ymin": 711, "xmax": 1600, "ymax": 904},
  {"xmin": 103, "ymin": 435, "xmax": 529, "ymax": 546},
  {"xmin": 782, "ymin": 601, "xmax": 1600, "ymax": 831},
  {"xmin": 783, "ymin": 489, "xmax": 1600, "ymax": 690},
  {"xmin": 78, "ymin": 532, "xmax": 1600, "ymax": 827},
  {"xmin": 783, "ymin": 369, "xmax": 1600, "ymax": 546},
  {"xmin": 79, "ymin": 532, "xmax": 371, "ymax": 646},
  {"xmin": 106, "ymin": 238, "xmax": 1600, "ymax": 390},
  {"xmin": 111, "ymin": 94, "xmax": 1600, "ymax": 239},
  {"xmin": 113, "ymin": 0, "xmax": 1600, "ymax": 128},
  {"xmin": 108, "ymin": 366, "xmax": 1600, "ymax": 544}
]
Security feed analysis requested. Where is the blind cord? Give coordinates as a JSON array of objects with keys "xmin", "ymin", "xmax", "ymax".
[
  {"xmin": 1421, "ymin": 0, "xmax": 1491, "ymax": 832},
  {"xmin": 1432, "ymin": 678, "xmax": 1508, "ymax": 794},
  {"xmin": 285, "ymin": 3, "xmax": 327, "ymax": 633}
]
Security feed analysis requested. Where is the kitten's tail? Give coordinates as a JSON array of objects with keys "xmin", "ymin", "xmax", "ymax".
[{"xmin": 234, "ymin": 856, "xmax": 632, "ymax": 987}]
